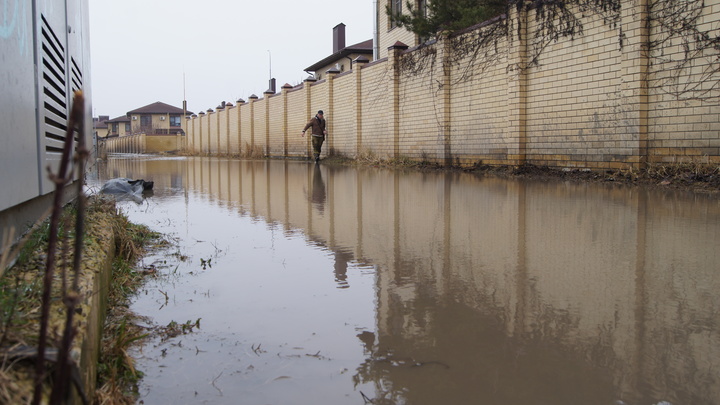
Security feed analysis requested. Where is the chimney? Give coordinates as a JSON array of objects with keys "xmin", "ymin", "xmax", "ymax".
[{"xmin": 333, "ymin": 23, "xmax": 346, "ymax": 53}]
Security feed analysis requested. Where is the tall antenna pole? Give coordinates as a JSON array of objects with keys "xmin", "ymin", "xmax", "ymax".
[
  {"xmin": 267, "ymin": 50, "xmax": 272, "ymax": 79},
  {"xmin": 182, "ymin": 70, "xmax": 187, "ymax": 138}
]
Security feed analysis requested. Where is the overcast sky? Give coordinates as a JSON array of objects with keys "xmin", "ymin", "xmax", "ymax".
[{"xmin": 89, "ymin": 0, "xmax": 375, "ymax": 119}]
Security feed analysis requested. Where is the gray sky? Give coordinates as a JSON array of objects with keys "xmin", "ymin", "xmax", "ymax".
[{"xmin": 89, "ymin": 0, "xmax": 375, "ymax": 119}]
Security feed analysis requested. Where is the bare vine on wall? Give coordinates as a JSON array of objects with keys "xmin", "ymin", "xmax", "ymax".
[
  {"xmin": 396, "ymin": 0, "xmax": 720, "ymax": 103},
  {"xmin": 398, "ymin": 0, "xmax": 624, "ymax": 85},
  {"xmin": 648, "ymin": 0, "xmax": 720, "ymax": 100}
]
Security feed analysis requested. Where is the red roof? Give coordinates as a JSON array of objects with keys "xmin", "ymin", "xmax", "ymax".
[
  {"xmin": 126, "ymin": 101, "xmax": 193, "ymax": 115},
  {"xmin": 106, "ymin": 115, "xmax": 130, "ymax": 123}
]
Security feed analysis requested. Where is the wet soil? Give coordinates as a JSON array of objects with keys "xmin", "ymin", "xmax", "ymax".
[
  {"xmin": 468, "ymin": 164, "xmax": 720, "ymax": 194},
  {"xmin": 326, "ymin": 156, "xmax": 720, "ymax": 195}
]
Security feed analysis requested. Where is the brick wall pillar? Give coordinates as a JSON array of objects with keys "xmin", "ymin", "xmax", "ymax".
[
  {"xmin": 249, "ymin": 94, "xmax": 258, "ymax": 153},
  {"xmin": 198, "ymin": 112, "xmax": 205, "ymax": 153},
  {"xmin": 206, "ymin": 109, "xmax": 214, "ymax": 153},
  {"xmin": 225, "ymin": 106, "xmax": 231, "ymax": 154},
  {"xmin": 435, "ymin": 32, "xmax": 452, "ymax": 165},
  {"xmin": 389, "ymin": 41, "xmax": 409, "ymax": 159},
  {"xmin": 354, "ymin": 56, "xmax": 369, "ymax": 156},
  {"xmin": 507, "ymin": 5, "xmax": 528, "ymax": 166},
  {"xmin": 264, "ymin": 90, "xmax": 274, "ymax": 156},
  {"xmin": 236, "ymin": 99, "xmax": 245, "ymax": 155},
  {"xmin": 281, "ymin": 84, "xmax": 293, "ymax": 156},
  {"xmin": 304, "ymin": 77, "xmax": 316, "ymax": 158},
  {"xmin": 186, "ymin": 117, "xmax": 193, "ymax": 153},
  {"xmin": 214, "ymin": 109, "xmax": 221, "ymax": 154},
  {"xmin": 621, "ymin": 0, "xmax": 650, "ymax": 169},
  {"xmin": 326, "ymin": 67, "xmax": 340, "ymax": 155}
]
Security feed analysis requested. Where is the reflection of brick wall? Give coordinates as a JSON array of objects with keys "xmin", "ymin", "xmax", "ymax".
[
  {"xmin": 103, "ymin": 134, "xmax": 185, "ymax": 153},
  {"xmin": 184, "ymin": 0, "xmax": 720, "ymax": 169}
]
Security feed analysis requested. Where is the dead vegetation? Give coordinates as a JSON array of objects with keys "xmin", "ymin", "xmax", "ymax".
[
  {"xmin": 0, "ymin": 196, "xmax": 163, "ymax": 405},
  {"xmin": 324, "ymin": 153, "xmax": 720, "ymax": 193}
]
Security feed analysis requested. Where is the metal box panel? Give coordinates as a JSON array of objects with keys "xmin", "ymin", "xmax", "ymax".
[{"xmin": 0, "ymin": 0, "xmax": 41, "ymax": 209}]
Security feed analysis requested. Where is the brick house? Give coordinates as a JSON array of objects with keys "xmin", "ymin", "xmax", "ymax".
[{"xmin": 120, "ymin": 101, "xmax": 193, "ymax": 137}]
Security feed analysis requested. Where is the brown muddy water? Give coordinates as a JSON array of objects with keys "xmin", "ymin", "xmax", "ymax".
[{"xmin": 87, "ymin": 155, "xmax": 720, "ymax": 405}]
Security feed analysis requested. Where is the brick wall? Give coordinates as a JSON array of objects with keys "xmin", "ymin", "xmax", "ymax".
[{"xmin": 184, "ymin": 0, "xmax": 720, "ymax": 169}]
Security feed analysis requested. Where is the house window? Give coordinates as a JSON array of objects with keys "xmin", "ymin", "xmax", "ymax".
[
  {"xmin": 418, "ymin": 0, "xmax": 426, "ymax": 18},
  {"xmin": 169, "ymin": 115, "xmax": 181, "ymax": 127},
  {"xmin": 140, "ymin": 115, "xmax": 152, "ymax": 127},
  {"xmin": 390, "ymin": 0, "xmax": 402, "ymax": 29},
  {"xmin": 418, "ymin": 0, "xmax": 429, "ymax": 43},
  {"xmin": 125, "ymin": 123, "xmax": 131, "ymax": 132},
  {"xmin": 112, "ymin": 123, "xmax": 118, "ymax": 133}
]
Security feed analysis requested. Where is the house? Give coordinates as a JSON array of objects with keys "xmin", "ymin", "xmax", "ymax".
[
  {"xmin": 303, "ymin": 1, "xmax": 429, "ymax": 79},
  {"xmin": 304, "ymin": 23, "xmax": 374, "ymax": 80},
  {"xmin": 93, "ymin": 115, "xmax": 109, "ymax": 139},
  {"xmin": 376, "ymin": 0, "xmax": 427, "ymax": 59},
  {"xmin": 104, "ymin": 115, "xmax": 131, "ymax": 137},
  {"xmin": 122, "ymin": 101, "xmax": 193, "ymax": 136}
]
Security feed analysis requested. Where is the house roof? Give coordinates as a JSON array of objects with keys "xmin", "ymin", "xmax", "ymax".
[
  {"xmin": 126, "ymin": 101, "xmax": 193, "ymax": 115},
  {"xmin": 304, "ymin": 39, "xmax": 373, "ymax": 72},
  {"xmin": 106, "ymin": 115, "xmax": 130, "ymax": 123}
]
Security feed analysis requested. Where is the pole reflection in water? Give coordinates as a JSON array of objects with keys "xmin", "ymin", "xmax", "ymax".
[{"xmin": 88, "ymin": 155, "xmax": 720, "ymax": 405}]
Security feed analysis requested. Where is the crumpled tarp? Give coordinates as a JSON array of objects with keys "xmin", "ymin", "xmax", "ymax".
[{"xmin": 100, "ymin": 178, "xmax": 154, "ymax": 202}]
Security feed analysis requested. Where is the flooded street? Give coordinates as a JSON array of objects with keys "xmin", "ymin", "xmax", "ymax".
[{"xmin": 87, "ymin": 155, "xmax": 720, "ymax": 405}]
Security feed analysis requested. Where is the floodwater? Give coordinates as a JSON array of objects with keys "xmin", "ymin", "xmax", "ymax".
[{"xmin": 87, "ymin": 155, "xmax": 720, "ymax": 405}]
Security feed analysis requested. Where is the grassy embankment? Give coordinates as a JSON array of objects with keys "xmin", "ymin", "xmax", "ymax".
[{"xmin": 0, "ymin": 196, "xmax": 162, "ymax": 404}]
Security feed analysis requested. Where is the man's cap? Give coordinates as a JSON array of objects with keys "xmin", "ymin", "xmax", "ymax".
[{"xmin": 317, "ymin": 110, "xmax": 324, "ymax": 114}]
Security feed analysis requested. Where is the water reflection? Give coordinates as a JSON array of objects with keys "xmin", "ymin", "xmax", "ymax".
[
  {"xmin": 89, "ymin": 155, "xmax": 720, "ymax": 405},
  {"xmin": 311, "ymin": 164, "xmax": 327, "ymax": 213}
]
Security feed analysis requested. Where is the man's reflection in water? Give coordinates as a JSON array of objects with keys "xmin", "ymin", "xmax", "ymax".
[
  {"xmin": 334, "ymin": 250, "xmax": 352, "ymax": 288},
  {"xmin": 311, "ymin": 164, "xmax": 326, "ymax": 213}
]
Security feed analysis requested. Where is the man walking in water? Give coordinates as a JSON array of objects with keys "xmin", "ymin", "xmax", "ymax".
[{"xmin": 301, "ymin": 110, "xmax": 327, "ymax": 163}]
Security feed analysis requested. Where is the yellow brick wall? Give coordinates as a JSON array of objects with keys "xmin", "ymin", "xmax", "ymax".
[
  {"xmin": 184, "ymin": 0, "xmax": 720, "ymax": 168},
  {"xmin": 523, "ymin": 7, "xmax": 625, "ymax": 168},
  {"xmin": 449, "ymin": 32, "xmax": 511, "ymax": 165},
  {"xmin": 197, "ymin": 114, "xmax": 208, "ymax": 154},
  {"xmin": 240, "ymin": 102, "xmax": 253, "ymax": 152},
  {"xmin": 287, "ymin": 86, "xmax": 308, "ymax": 157},
  {"xmin": 647, "ymin": 0, "xmax": 720, "ymax": 162},
  {"xmin": 227, "ymin": 106, "xmax": 240, "ymax": 154},
  {"xmin": 254, "ymin": 98, "xmax": 268, "ymax": 154},
  {"xmin": 267, "ymin": 94, "xmax": 284, "ymax": 156},
  {"xmin": 398, "ymin": 47, "xmax": 443, "ymax": 161},
  {"xmin": 217, "ymin": 108, "xmax": 229, "ymax": 153},
  {"xmin": 331, "ymin": 72, "xmax": 357, "ymax": 156},
  {"xmin": 359, "ymin": 61, "xmax": 392, "ymax": 158}
]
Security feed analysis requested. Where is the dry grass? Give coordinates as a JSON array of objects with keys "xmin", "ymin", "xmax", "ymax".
[{"xmin": 0, "ymin": 196, "xmax": 163, "ymax": 405}]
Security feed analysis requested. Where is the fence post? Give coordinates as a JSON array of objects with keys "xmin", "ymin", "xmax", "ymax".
[
  {"xmin": 326, "ymin": 66, "xmax": 340, "ymax": 155},
  {"xmin": 264, "ymin": 89, "xmax": 274, "ymax": 157},
  {"xmin": 354, "ymin": 56, "xmax": 369, "ymax": 157},
  {"xmin": 281, "ymin": 84, "xmax": 293, "ymax": 156},
  {"xmin": 436, "ymin": 31, "xmax": 452, "ymax": 165},
  {"xmin": 621, "ymin": 0, "xmax": 649, "ymax": 169},
  {"xmin": 304, "ymin": 77, "xmax": 316, "ymax": 158},
  {"xmin": 389, "ymin": 41, "xmax": 408, "ymax": 160},
  {"xmin": 236, "ymin": 99, "xmax": 245, "ymax": 155},
  {"xmin": 507, "ymin": 6, "xmax": 528, "ymax": 166},
  {"xmin": 248, "ymin": 94, "xmax": 258, "ymax": 154},
  {"xmin": 198, "ymin": 112, "xmax": 205, "ymax": 153}
]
